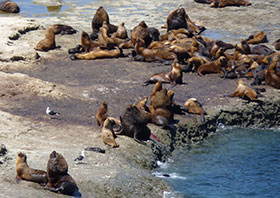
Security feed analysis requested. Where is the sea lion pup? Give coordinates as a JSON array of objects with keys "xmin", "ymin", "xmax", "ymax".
[
  {"xmin": 143, "ymin": 59, "xmax": 183, "ymax": 86},
  {"xmin": 117, "ymin": 105, "xmax": 151, "ymax": 144},
  {"xmin": 16, "ymin": 152, "xmax": 48, "ymax": 185},
  {"xmin": 197, "ymin": 56, "xmax": 228, "ymax": 76},
  {"xmin": 90, "ymin": 6, "xmax": 118, "ymax": 40},
  {"xmin": 246, "ymin": 31, "xmax": 268, "ymax": 45},
  {"xmin": 35, "ymin": 27, "xmax": 56, "ymax": 52},
  {"xmin": 71, "ymin": 46, "xmax": 122, "ymax": 60},
  {"xmin": 101, "ymin": 117, "xmax": 119, "ymax": 148},
  {"xmin": 265, "ymin": 60, "xmax": 280, "ymax": 89},
  {"xmin": 0, "ymin": 0, "xmax": 20, "ymax": 13},
  {"xmin": 45, "ymin": 151, "xmax": 79, "ymax": 196},
  {"xmin": 273, "ymin": 39, "xmax": 280, "ymax": 51},
  {"xmin": 134, "ymin": 37, "xmax": 176, "ymax": 62},
  {"xmin": 80, "ymin": 31, "xmax": 99, "ymax": 53},
  {"xmin": 166, "ymin": 8, "xmax": 193, "ymax": 37},
  {"xmin": 120, "ymin": 21, "xmax": 152, "ymax": 49},
  {"xmin": 96, "ymin": 101, "xmax": 107, "ymax": 127},
  {"xmin": 186, "ymin": 56, "xmax": 208, "ymax": 72},
  {"xmin": 210, "ymin": 0, "xmax": 251, "ymax": 8},
  {"xmin": 98, "ymin": 21, "xmax": 126, "ymax": 49},
  {"xmin": 225, "ymin": 79, "xmax": 258, "ymax": 101},
  {"xmin": 111, "ymin": 22, "xmax": 128, "ymax": 39},
  {"xmin": 183, "ymin": 98, "xmax": 207, "ymax": 122},
  {"xmin": 135, "ymin": 96, "xmax": 152, "ymax": 122},
  {"xmin": 49, "ymin": 24, "xmax": 77, "ymax": 35}
]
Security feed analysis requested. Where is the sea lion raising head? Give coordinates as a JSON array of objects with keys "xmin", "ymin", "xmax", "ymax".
[
  {"xmin": 35, "ymin": 27, "xmax": 56, "ymax": 52},
  {"xmin": 101, "ymin": 117, "xmax": 120, "ymax": 148},
  {"xmin": 16, "ymin": 152, "xmax": 48, "ymax": 185},
  {"xmin": 96, "ymin": 101, "xmax": 108, "ymax": 127}
]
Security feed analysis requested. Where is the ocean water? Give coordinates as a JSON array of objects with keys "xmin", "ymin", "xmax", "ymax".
[{"xmin": 155, "ymin": 128, "xmax": 280, "ymax": 198}]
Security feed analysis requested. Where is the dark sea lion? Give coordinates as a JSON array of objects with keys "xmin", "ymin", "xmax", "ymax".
[
  {"xmin": 210, "ymin": 0, "xmax": 251, "ymax": 8},
  {"xmin": 117, "ymin": 105, "xmax": 151, "ymax": 144},
  {"xmin": 91, "ymin": 6, "xmax": 118, "ymax": 39},
  {"xmin": 16, "ymin": 152, "xmax": 48, "ymax": 185},
  {"xmin": 197, "ymin": 56, "xmax": 227, "ymax": 76},
  {"xmin": 101, "ymin": 117, "xmax": 119, "ymax": 148},
  {"xmin": 71, "ymin": 47, "xmax": 122, "ymax": 60},
  {"xmin": 96, "ymin": 101, "xmax": 108, "ymax": 127},
  {"xmin": 265, "ymin": 60, "xmax": 280, "ymax": 89},
  {"xmin": 45, "ymin": 151, "xmax": 79, "ymax": 196},
  {"xmin": 273, "ymin": 39, "xmax": 280, "ymax": 51},
  {"xmin": 35, "ymin": 27, "xmax": 56, "ymax": 52},
  {"xmin": 246, "ymin": 31, "xmax": 268, "ymax": 45},
  {"xmin": 49, "ymin": 24, "xmax": 77, "ymax": 35},
  {"xmin": 149, "ymin": 27, "xmax": 160, "ymax": 42},
  {"xmin": 0, "ymin": 0, "xmax": 19, "ymax": 13},
  {"xmin": 194, "ymin": 0, "xmax": 212, "ymax": 4},
  {"xmin": 183, "ymin": 98, "xmax": 207, "ymax": 122}
]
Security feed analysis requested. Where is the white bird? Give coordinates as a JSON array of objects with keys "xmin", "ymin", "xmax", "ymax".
[
  {"xmin": 74, "ymin": 150, "xmax": 86, "ymax": 164},
  {"xmin": 46, "ymin": 107, "xmax": 60, "ymax": 116}
]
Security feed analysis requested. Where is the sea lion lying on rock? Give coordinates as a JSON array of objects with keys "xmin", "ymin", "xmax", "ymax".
[
  {"xmin": 0, "ymin": 0, "xmax": 19, "ymax": 13},
  {"xmin": 265, "ymin": 60, "xmax": 280, "ymax": 89},
  {"xmin": 70, "ymin": 47, "xmax": 123, "ymax": 60},
  {"xmin": 210, "ymin": 0, "xmax": 251, "ymax": 7},
  {"xmin": 49, "ymin": 24, "xmax": 77, "ymax": 35},
  {"xmin": 45, "ymin": 151, "xmax": 79, "ymax": 196},
  {"xmin": 183, "ymin": 98, "xmax": 207, "ymax": 122},
  {"xmin": 35, "ymin": 27, "xmax": 56, "ymax": 52},
  {"xmin": 16, "ymin": 152, "xmax": 48, "ymax": 185}
]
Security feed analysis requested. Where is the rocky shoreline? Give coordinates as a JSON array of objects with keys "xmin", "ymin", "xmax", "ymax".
[{"xmin": 0, "ymin": 0, "xmax": 280, "ymax": 197}]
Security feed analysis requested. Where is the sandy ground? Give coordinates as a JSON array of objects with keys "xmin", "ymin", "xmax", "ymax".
[{"xmin": 0, "ymin": 0, "xmax": 280, "ymax": 197}]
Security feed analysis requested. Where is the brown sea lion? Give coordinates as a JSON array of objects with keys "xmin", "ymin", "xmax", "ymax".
[
  {"xmin": 117, "ymin": 105, "xmax": 151, "ymax": 144},
  {"xmin": 16, "ymin": 152, "xmax": 48, "ymax": 185},
  {"xmin": 197, "ymin": 56, "xmax": 228, "ymax": 76},
  {"xmin": 134, "ymin": 38, "xmax": 176, "ymax": 62},
  {"xmin": 35, "ymin": 27, "xmax": 56, "ymax": 52},
  {"xmin": 0, "ymin": 0, "xmax": 19, "ymax": 13},
  {"xmin": 143, "ymin": 59, "xmax": 183, "ymax": 86},
  {"xmin": 80, "ymin": 31, "xmax": 99, "ymax": 53},
  {"xmin": 166, "ymin": 8, "xmax": 193, "ymax": 37},
  {"xmin": 186, "ymin": 56, "xmax": 208, "ymax": 72},
  {"xmin": 160, "ymin": 28, "xmax": 191, "ymax": 42},
  {"xmin": 71, "ymin": 47, "xmax": 122, "ymax": 60},
  {"xmin": 90, "ymin": 6, "xmax": 117, "ymax": 39},
  {"xmin": 246, "ymin": 31, "xmax": 268, "ymax": 45},
  {"xmin": 151, "ymin": 107, "xmax": 174, "ymax": 128},
  {"xmin": 150, "ymin": 88, "xmax": 172, "ymax": 109},
  {"xmin": 150, "ymin": 81, "xmax": 163, "ymax": 99},
  {"xmin": 101, "ymin": 117, "xmax": 119, "ymax": 148},
  {"xmin": 111, "ymin": 22, "xmax": 128, "ymax": 39},
  {"xmin": 45, "ymin": 151, "xmax": 79, "ymax": 196},
  {"xmin": 96, "ymin": 101, "xmax": 107, "ymax": 127},
  {"xmin": 265, "ymin": 60, "xmax": 280, "ymax": 89},
  {"xmin": 183, "ymin": 98, "xmax": 207, "ymax": 122},
  {"xmin": 226, "ymin": 79, "xmax": 258, "ymax": 101},
  {"xmin": 210, "ymin": 0, "xmax": 251, "ymax": 8},
  {"xmin": 49, "ymin": 24, "xmax": 77, "ymax": 35},
  {"xmin": 135, "ymin": 96, "xmax": 152, "ymax": 122}
]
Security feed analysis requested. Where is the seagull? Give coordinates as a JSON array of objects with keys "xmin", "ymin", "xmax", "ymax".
[
  {"xmin": 74, "ymin": 150, "xmax": 86, "ymax": 164},
  {"xmin": 46, "ymin": 107, "xmax": 60, "ymax": 117}
]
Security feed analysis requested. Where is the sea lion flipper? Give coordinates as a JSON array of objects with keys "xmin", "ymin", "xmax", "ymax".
[
  {"xmin": 200, "ymin": 115, "xmax": 205, "ymax": 123},
  {"xmin": 15, "ymin": 176, "xmax": 21, "ymax": 184}
]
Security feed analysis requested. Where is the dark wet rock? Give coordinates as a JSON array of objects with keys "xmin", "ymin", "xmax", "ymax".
[{"xmin": 0, "ymin": 144, "xmax": 7, "ymax": 156}]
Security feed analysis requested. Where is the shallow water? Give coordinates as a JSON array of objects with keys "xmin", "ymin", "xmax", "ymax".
[{"xmin": 155, "ymin": 128, "xmax": 280, "ymax": 198}]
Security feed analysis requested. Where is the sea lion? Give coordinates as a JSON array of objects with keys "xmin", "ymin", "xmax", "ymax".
[
  {"xmin": 194, "ymin": 0, "xmax": 212, "ymax": 4},
  {"xmin": 143, "ymin": 59, "xmax": 183, "ymax": 86},
  {"xmin": 183, "ymin": 98, "xmax": 207, "ymax": 122},
  {"xmin": 151, "ymin": 107, "xmax": 174, "ymax": 128},
  {"xmin": 265, "ymin": 60, "xmax": 280, "ymax": 89},
  {"xmin": 135, "ymin": 96, "xmax": 152, "ymax": 122},
  {"xmin": 71, "ymin": 47, "xmax": 122, "ymax": 60},
  {"xmin": 246, "ymin": 31, "xmax": 268, "ymax": 45},
  {"xmin": 35, "ymin": 27, "xmax": 56, "ymax": 52},
  {"xmin": 49, "ymin": 24, "xmax": 77, "ymax": 35},
  {"xmin": 0, "ymin": 0, "xmax": 19, "ymax": 13},
  {"xmin": 134, "ymin": 38, "xmax": 176, "ymax": 62},
  {"xmin": 186, "ymin": 56, "xmax": 208, "ymax": 72},
  {"xmin": 16, "ymin": 152, "xmax": 48, "ymax": 185},
  {"xmin": 149, "ymin": 27, "xmax": 160, "ymax": 42},
  {"xmin": 96, "ymin": 101, "xmax": 107, "ymax": 127},
  {"xmin": 117, "ymin": 105, "xmax": 151, "ymax": 144},
  {"xmin": 166, "ymin": 8, "xmax": 193, "ymax": 37},
  {"xmin": 45, "ymin": 151, "xmax": 79, "ymax": 196},
  {"xmin": 80, "ymin": 31, "xmax": 99, "ymax": 53},
  {"xmin": 90, "ymin": 6, "xmax": 118, "ymax": 40},
  {"xmin": 273, "ymin": 39, "xmax": 280, "ymax": 51},
  {"xmin": 226, "ymin": 79, "xmax": 258, "ymax": 101},
  {"xmin": 210, "ymin": 0, "xmax": 251, "ymax": 8},
  {"xmin": 197, "ymin": 56, "xmax": 228, "ymax": 76},
  {"xmin": 150, "ymin": 88, "xmax": 172, "ymax": 109},
  {"xmin": 111, "ymin": 22, "xmax": 128, "ymax": 39},
  {"xmin": 101, "ymin": 117, "xmax": 119, "ymax": 148}
]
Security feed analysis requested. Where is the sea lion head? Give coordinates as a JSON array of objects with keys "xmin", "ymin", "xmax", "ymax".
[
  {"xmin": 3, "ymin": 1, "xmax": 20, "ymax": 13},
  {"xmin": 17, "ymin": 152, "xmax": 27, "ymax": 163},
  {"xmin": 48, "ymin": 151, "xmax": 68, "ymax": 174},
  {"xmin": 218, "ymin": 56, "xmax": 228, "ymax": 67}
]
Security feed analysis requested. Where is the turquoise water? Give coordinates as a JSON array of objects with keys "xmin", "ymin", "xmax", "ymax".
[{"xmin": 155, "ymin": 128, "xmax": 280, "ymax": 198}]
